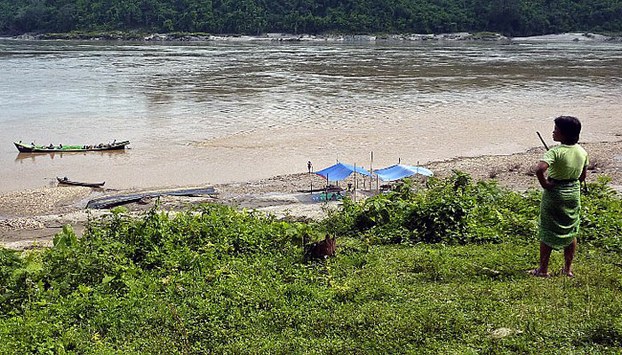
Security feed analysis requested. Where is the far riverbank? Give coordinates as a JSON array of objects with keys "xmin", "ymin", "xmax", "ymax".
[{"xmin": 6, "ymin": 31, "xmax": 622, "ymax": 43}]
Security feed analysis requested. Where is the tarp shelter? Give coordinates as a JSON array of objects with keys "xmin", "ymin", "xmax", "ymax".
[
  {"xmin": 374, "ymin": 164, "xmax": 433, "ymax": 181},
  {"xmin": 315, "ymin": 162, "xmax": 371, "ymax": 181}
]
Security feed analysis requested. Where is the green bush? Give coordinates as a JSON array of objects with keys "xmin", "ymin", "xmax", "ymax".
[
  {"xmin": 404, "ymin": 172, "xmax": 474, "ymax": 244},
  {"xmin": 325, "ymin": 171, "xmax": 544, "ymax": 246},
  {"xmin": 0, "ymin": 248, "xmax": 25, "ymax": 314},
  {"xmin": 581, "ymin": 176, "xmax": 622, "ymax": 251}
]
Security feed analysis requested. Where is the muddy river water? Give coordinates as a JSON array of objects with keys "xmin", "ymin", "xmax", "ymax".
[{"xmin": 1, "ymin": 37, "xmax": 620, "ymax": 192}]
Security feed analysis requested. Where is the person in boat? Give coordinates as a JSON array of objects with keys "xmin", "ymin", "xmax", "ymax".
[
  {"xmin": 48, "ymin": 143, "xmax": 54, "ymax": 149},
  {"xmin": 59, "ymin": 144, "xmax": 63, "ymax": 149},
  {"xmin": 531, "ymin": 116, "xmax": 588, "ymax": 278}
]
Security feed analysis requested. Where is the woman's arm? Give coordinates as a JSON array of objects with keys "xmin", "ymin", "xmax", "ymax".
[
  {"xmin": 579, "ymin": 166, "xmax": 587, "ymax": 182},
  {"xmin": 535, "ymin": 161, "xmax": 554, "ymax": 190}
]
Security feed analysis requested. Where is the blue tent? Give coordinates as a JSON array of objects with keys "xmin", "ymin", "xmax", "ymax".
[
  {"xmin": 315, "ymin": 162, "xmax": 371, "ymax": 181},
  {"xmin": 374, "ymin": 164, "xmax": 433, "ymax": 181}
]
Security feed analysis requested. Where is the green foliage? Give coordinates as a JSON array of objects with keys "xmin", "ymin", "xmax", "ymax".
[
  {"xmin": 580, "ymin": 176, "xmax": 622, "ymax": 251},
  {"xmin": 327, "ymin": 171, "xmax": 542, "ymax": 246},
  {"xmin": 1, "ymin": 172, "xmax": 621, "ymax": 352},
  {"xmin": 326, "ymin": 171, "xmax": 622, "ymax": 251},
  {"xmin": 0, "ymin": 249, "xmax": 43, "ymax": 316},
  {"xmin": 0, "ymin": 248, "xmax": 24, "ymax": 313},
  {"xmin": 404, "ymin": 172, "xmax": 475, "ymax": 244},
  {"xmin": 1, "ymin": 0, "xmax": 622, "ymax": 36}
]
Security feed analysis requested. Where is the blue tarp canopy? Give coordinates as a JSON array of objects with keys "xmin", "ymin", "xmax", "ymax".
[
  {"xmin": 374, "ymin": 164, "xmax": 433, "ymax": 181},
  {"xmin": 315, "ymin": 162, "xmax": 371, "ymax": 181}
]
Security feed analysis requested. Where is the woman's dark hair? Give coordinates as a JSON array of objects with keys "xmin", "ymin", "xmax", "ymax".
[{"xmin": 554, "ymin": 115, "xmax": 581, "ymax": 144}]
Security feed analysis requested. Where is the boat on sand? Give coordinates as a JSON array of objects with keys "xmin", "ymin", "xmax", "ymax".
[
  {"xmin": 14, "ymin": 140, "xmax": 130, "ymax": 153},
  {"xmin": 57, "ymin": 177, "xmax": 105, "ymax": 188}
]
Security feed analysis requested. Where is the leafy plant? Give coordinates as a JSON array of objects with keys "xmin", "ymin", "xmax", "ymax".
[{"xmin": 580, "ymin": 176, "xmax": 622, "ymax": 251}]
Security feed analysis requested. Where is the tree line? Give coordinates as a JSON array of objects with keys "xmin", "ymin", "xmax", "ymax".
[{"xmin": 1, "ymin": 0, "xmax": 621, "ymax": 37}]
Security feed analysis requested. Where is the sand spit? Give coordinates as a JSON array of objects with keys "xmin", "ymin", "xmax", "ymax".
[{"xmin": 1, "ymin": 140, "xmax": 620, "ymax": 250}]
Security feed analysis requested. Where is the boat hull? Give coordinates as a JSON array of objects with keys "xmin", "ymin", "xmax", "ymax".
[
  {"xmin": 14, "ymin": 141, "xmax": 130, "ymax": 153},
  {"xmin": 57, "ymin": 177, "xmax": 105, "ymax": 188}
]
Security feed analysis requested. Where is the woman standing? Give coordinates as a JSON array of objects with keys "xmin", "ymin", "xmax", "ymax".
[{"xmin": 531, "ymin": 116, "xmax": 589, "ymax": 278}]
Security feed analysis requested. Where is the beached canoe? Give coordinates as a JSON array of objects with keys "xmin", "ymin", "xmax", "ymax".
[
  {"xmin": 86, "ymin": 187, "xmax": 218, "ymax": 209},
  {"xmin": 14, "ymin": 140, "xmax": 130, "ymax": 153},
  {"xmin": 57, "ymin": 177, "xmax": 105, "ymax": 188}
]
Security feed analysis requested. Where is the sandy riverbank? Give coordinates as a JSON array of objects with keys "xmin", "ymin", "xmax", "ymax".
[{"xmin": 1, "ymin": 140, "xmax": 621, "ymax": 250}]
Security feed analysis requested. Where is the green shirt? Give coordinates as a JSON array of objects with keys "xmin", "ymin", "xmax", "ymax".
[{"xmin": 541, "ymin": 144, "xmax": 589, "ymax": 180}]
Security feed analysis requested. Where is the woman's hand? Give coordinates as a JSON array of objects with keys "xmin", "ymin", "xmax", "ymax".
[
  {"xmin": 579, "ymin": 166, "xmax": 587, "ymax": 183},
  {"xmin": 535, "ymin": 161, "xmax": 554, "ymax": 190}
]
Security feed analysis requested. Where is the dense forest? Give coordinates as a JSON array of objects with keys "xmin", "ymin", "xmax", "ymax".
[{"xmin": 0, "ymin": 0, "xmax": 621, "ymax": 37}]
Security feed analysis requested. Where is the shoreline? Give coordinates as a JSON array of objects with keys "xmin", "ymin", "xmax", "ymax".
[
  {"xmin": 2, "ymin": 140, "xmax": 620, "ymax": 250},
  {"xmin": 4, "ymin": 31, "xmax": 622, "ymax": 43}
]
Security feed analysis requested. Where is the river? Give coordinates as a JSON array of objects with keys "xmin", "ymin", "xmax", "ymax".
[{"xmin": 0, "ymin": 37, "xmax": 621, "ymax": 193}]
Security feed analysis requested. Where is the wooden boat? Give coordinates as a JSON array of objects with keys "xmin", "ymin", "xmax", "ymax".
[
  {"xmin": 14, "ymin": 140, "xmax": 130, "ymax": 153},
  {"xmin": 57, "ymin": 177, "xmax": 105, "ymax": 188},
  {"xmin": 87, "ymin": 187, "xmax": 218, "ymax": 209}
]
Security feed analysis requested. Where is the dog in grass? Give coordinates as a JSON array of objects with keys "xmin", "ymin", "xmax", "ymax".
[{"xmin": 304, "ymin": 235, "xmax": 336, "ymax": 261}]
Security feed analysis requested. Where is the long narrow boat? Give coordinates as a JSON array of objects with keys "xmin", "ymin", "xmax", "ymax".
[
  {"xmin": 57, "ymin": 177, "xmax": 105, "ymax": 188},
  {"xmin": 14, "ymin": 140, "xmax": 130, "ymax": 153}
]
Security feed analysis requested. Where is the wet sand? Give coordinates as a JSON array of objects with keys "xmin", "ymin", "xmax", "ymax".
[{"xmin": 1, "ymin": 140, "xmax": 620, "ymax": 250}]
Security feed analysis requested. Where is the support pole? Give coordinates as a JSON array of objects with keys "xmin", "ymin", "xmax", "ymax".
[
  {"xmin": 370, "ymin": 151, "xmax": 374, "ymax": 191},
  {"xmin": 353, "ymin": 163, "xmax": 357, "ymax": 202}
]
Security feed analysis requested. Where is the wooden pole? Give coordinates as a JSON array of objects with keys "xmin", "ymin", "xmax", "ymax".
[
  {"xmin": 353, "ymin": 163, "xmax": 357, "ymax": 202},
  {"xmin": 537, "ymin": 131, "xmax": 549, "ymax": 151},
  {"xmin": 370, "ymin": 151, "xmax": 373, "ymax": 191}
]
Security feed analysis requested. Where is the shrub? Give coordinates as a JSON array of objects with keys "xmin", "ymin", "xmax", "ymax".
[
  {"xmin": 326, "ymin": 171, "xmax": 543, "ymax": 246},
  {"xmin": 581, "ymin": 176, "xmax": 622, "ymax": 251}
]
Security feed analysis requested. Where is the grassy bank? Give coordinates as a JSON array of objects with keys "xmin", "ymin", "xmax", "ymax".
[{"xmin": 1, "ymin": 173, "xmax": 621, "ymax": 353}]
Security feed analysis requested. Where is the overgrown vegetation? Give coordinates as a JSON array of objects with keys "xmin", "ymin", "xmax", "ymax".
[
  {"xmin": 1, "ymin": 172, "xmax": 621, "ymax": 353},
  {"xmin": 1, "ymin": 0, "xmax": 621, "ymax": 37},
  {"xmin": 327, "ymin": 173, "xmax": 622, "ymax": 250}
]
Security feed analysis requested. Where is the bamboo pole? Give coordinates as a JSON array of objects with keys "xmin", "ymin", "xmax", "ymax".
[
  {"xmin": 353, "ymin": 163, "xmax": 357, "ymax": 202},
  {"xmin": 370, "ymin": 151, "xmax": 373, "ymax": 191}
]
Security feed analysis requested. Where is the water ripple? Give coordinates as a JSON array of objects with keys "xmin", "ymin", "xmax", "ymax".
[{"xmin": 1, "ymin": 39, "xmax": 621, "ymax": 191}]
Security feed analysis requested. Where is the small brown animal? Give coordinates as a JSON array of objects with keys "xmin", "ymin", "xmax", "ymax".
[{"xmin": 304, "ymin": 235, "xmax": 336, "ymax": 260}]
